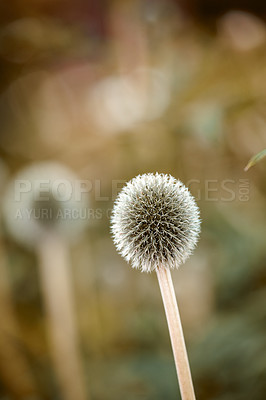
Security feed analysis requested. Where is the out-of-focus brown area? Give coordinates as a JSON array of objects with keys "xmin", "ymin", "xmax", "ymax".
[{"xmin": 0, "ymin": 1, "xmax": 266, "ymax": 399}]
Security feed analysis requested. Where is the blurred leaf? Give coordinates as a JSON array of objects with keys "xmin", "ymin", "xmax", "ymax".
[{"xmin": 244, "ymin": 149, "xmax": 266, "ymax": 171}]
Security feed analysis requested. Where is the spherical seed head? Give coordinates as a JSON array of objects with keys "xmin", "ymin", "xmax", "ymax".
[
  {"xmin": 3, "ymin": 162, "xmax": 89, "ymax": 248},
  {"xmin": 111, "ymin": 173, "xmax": 201, "ymax": 273}
]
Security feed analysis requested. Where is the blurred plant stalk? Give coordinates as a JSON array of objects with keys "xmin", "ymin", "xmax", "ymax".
[{"xmin": 37, "ymin": 232, "xmax": 88, "ymax": 400}]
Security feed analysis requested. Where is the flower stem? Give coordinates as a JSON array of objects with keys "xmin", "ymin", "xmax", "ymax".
[
  {"xmin": 37, "ymin": 232, "xmax": 87, "ymax": 400},
  {"xmin": 156, "ymin": 267, "xmax": 196, "ymax": 400}
]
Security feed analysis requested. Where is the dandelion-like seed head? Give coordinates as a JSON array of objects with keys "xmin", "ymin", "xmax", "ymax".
[
  {"xmin": 111, "ymin": 173, "xmax": 201, "ymax": 273},
  {"xmin": 3, "ymin": 162, "xmax": 89, "ymax": 248}
]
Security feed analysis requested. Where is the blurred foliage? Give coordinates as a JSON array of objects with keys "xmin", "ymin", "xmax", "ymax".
[{"xmin": 245, "ymin": 148, "xmax": 266, "ymax": 170}]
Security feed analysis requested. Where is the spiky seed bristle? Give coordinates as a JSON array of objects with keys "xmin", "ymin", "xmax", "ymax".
[{"xmin": 111, "ymin": 173, "xmax": 201, "ymax": 273}]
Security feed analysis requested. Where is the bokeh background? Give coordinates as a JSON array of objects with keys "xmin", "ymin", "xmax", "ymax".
[{"xmin": 0, "ymin": 0, "xmax": 266, "ymax": 399}]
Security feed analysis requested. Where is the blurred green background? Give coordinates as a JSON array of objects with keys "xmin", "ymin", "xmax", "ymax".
[{"xmin": 0, "ymin": 0, "xmax": 266, "ymax": 399}]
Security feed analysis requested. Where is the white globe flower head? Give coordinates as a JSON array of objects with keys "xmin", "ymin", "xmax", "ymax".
[
  {"xmin": 3, "ymin": 162, "xmax": 89, "ymax": 248},
  {"xmin": 111, "ymin": 173, "xmax": 201, "ymax": 273}
]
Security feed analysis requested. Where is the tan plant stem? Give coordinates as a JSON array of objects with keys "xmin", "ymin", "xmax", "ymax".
[
  {"xmin": 37, "ymin": 232, "xmax": 87, "ymax": 400},
  {"xmin": 156, "ymin": 267, "xmax": 196, "ymax": 400}
]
